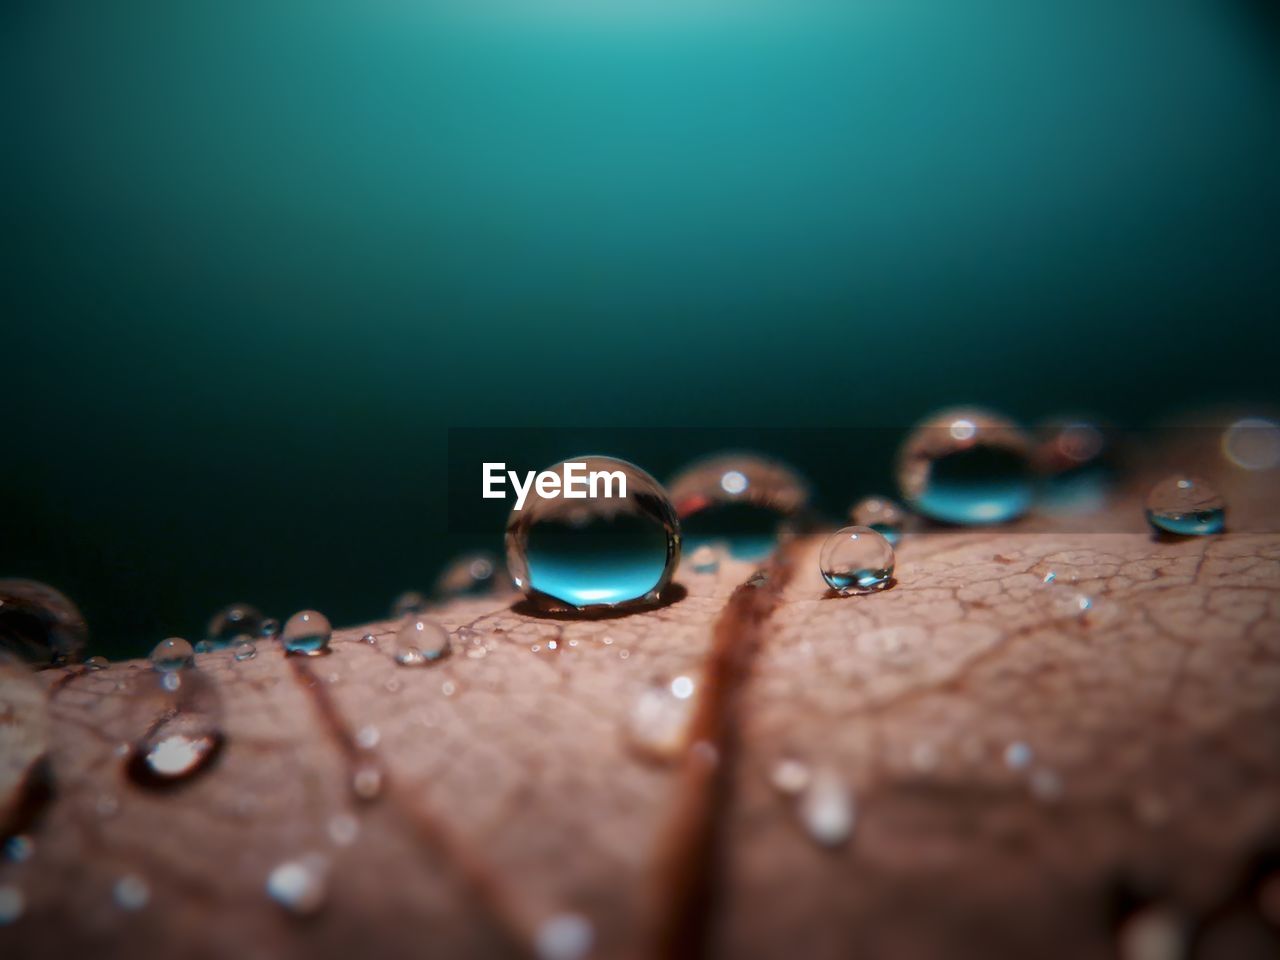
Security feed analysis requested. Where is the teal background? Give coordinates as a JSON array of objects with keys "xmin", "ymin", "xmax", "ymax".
[{"xmin": 3, "ymin": 1, "xmax": 1278, "ymax": 655}]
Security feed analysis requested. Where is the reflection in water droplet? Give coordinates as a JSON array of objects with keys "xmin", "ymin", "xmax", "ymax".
[
  {"xmin": 267, "ymin": 856, "xmax": 328, "ymax": 915},
  {"xmin": 687, "ymin": 545, "xmax": 721, "ymax": 574},
  {"xmin": 3, "ymin": 836, "xmax": 33, "ymax": 864},
  {"xmin": 434, "ymin": 552, "xmax": 500, "ymax": 598},
  {"xmin": 206, "ymin": 603, "xmax": 265, "ymax": 647},
  {"xmin": 394, "ymin": 617, "xmax": 450, "ymax": 666},
  {"xmin": 1117, "ymin": 906, "xmax": 1185, "ymax": 960},
  {"xmin": 769, "ymin": 758, "xmax": 811, "ymax": 796},
  {"xmin": 849, "ymin": 497, "xmax": 906, "ymax": 546},
  {"xmin": 668, "ymin": 453, "xmax": 808, "ymax": 560},
  {"xmin": 535, "ymin": 912, "xmax": 595, "ymax": 960},
  {"xmin": 128, "ymin": 670, "xmax": 224, "ymax": 787},
  {"xmin": 389, "ymin": 591, "xmax": 429, "ymax": 619},
  {"xmin": 0, "ymin": 884, "xmax": 25, "ymax": 925},
  {"xmin": 624, "ymin": 683, "xmax": 695, "ymax": 763},
  {"xmin": 113, "ymin": 874, "xmax": 150, "ymax": 911},
  {"xmin": 820, "ymin": 527, "xmax": 895, "ymax": 595},
  {"xmin": 232, "ymin": 639, "xmax": 257, "ymax": 661},
  {"xmin": 797, "ymin": 767, "xmax": 854, "ymax": 847},
  {"xmin": 506, "ymin": 457, "xmax": 680, "ymax": 611},
  {"xmin": 897, "ymin": 409, "xmax": 1034, "ymax": 525},
  {"xmin": 259, "ymin": 618, "xmax": 279, "ymax": 638},
  {"xmin": 0, "ymin": 579, "xmax": 88, "ymax": 666},
  {"xmin": 1145, "ymin": 475, "xmax": 1226, "ymax": 536},
  {"xmin": 1222, "ymin": 417, "xmax": 1280, "ymax": 471},
  {"xmin": 149, "ymin": 638, "xmax": 195, "ymax": 672},
  {"xmin": 281, "ymin": 611, "xmax": 332, "ymax": 657}
]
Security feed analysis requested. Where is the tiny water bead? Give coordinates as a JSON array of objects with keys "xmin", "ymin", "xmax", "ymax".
[
  {"xmin": 1145, "ymin": 475, "xmax": 1226, "ymax": 536},
  {"xmin": 797, "ymin": 767, "xmax": 855, "ymax": 848},
  {"xmin": 896, "ymin": 409, "xmax": 1034, "ymax": 525},
  {"xmin": 0, "ymin": 579, "xmax": 88, "ymax": 666},
  {"xmin": 232, "ymin": 639, "xmax": 257, "ymax": 661},
  {"xmin": 506, "ymin": 456, "xmax": 680, "ymax": 611},
  {"xmin": 848, "ymin": 496, "xmax": 906, "ymax": 546},
  {"xmin": 393, "ymin": 616, "xmax": 450, "ymax": 666},
  {"xmin": 206, "ymin": 603, "xmax": 265, "ymax": 647},
  {"xmin": 668, "ymin": 453, "xmax": 809, "ymax": 560},
  {"xmin": 769, "ymin": 758, "xmax": 812, "ymax": 796},
  {"xmin": 267, "ymin": 855, "xmax": 328, "ymax": 916},
  {"xmin": 624, "ymin": 681, "xmax": 696, "ymax": 763},
  {"xmin": 259, "ymin": 618, "xmax": 280, "ymax": 638},
  {"xmin": 819, "ymin": 527, "xmax": 895, "ymax": 595},
  {"xmin": 281, "ymin": 610, "xmax": 332, "ymax": 656},
  {"xmin": 434, "ymin": 552, "xmax": 500, "ymax": 598},
  {"xmin": 128, "ymin": 669, "xmax": 224, "ymax": 787},
  {"xmin": 113, "ymin": 873, "xmax": 150, "ymax": 911},
  {"xmin": 148, "ymin": 637, "xmax": 194, "ymax": 672}
]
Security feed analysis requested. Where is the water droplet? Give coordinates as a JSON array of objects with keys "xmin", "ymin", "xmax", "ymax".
[
  {"xmin": 668, "ymin": 454, "xmax": 808, "ymax": 560},
  {"xmin": 1004, "ymin": 741, "xmax": 1034, "ymax": 770},
  {"xmin": 206, "ymin": 603, "xmax": 265, "ymax": 647},
  {"xmin": 355, "ymin": 724, "xmax": 381, "ymax": 750},
  {"xmin": 259, "ymin": 618, "xmax": 279, "ymax": 638},
  {"xmin": 1034, "ymin": 419, "xmax": 1113, "ymax": 514},
  {"xmin": 797, "ymin": 767, "xmax": 854, "ymax": 847},
  {"xmin": 84, "ymin": 655, "xmax": 109, "ymax": 671},
  {"xmin": 233, "ymin": 639, "xmax": 257, "ymax": 661},
  {"xmin": 669, "ymin": 675, "xmax": 696, "ymax": 700},
  {"xmin": 687, "ymin": 545, "xmax": 721, "ymax": 574},
  {"xmin": 113, "ymin": 873, "xmax": 150, "ymax": 911},
  {"xmin": 1042, "ymin": 571, "xmax": 1057, "ymax": 584},
  {"xmin": 281, "ymin": 610, "xmax": 332, "ymax": 657},
  {"xmin": 820, "ymin": 526, "xmax": 895, "ymax": 595},
  {"xmin": 3, "ymin": 835, "xmax": 33, "ymax": 864},
  {"xmin": 1117, "ymin": 906, "xmax": 1185, "ymax": 960},
  {"xmin": 1222, "ymin": 417, "xmax": 1280, "ymax": 471},
  {"xmin": 440, "ymin": 680, "xmax": 456, "ymax": 697},
  {"xmin": 535, "ymin": 912, "xmax": 594, "ymax": 960},
  {"xmin": 351, "ymin": 763, "xmax": 384, "ymax": 801},
  {"xmin": 624, "ymin": 683, "xmax": 695, "ymax": 763},
  {"xmin": 849, "ymin": 496, "xmax": 906, "ymax": 546},
  {"xmin": 0, "ymin": 884, "xmax": 25, "ymax": 925},
  {"xmin": 149, "ymin": 637, "xmax": 195, "ymax": 672},
  {"xmin": 506, "ymin": 456, "xmax": 681, "ymax": 611},
  {"xmin": 434, "ymin": 552, "xmax": 500, "ymax": 598},
  {"xmin": 327, "ymin": 813, "xmax": 359, "ymax": 847},
  {"xmin": 897, "ymin": 409, "xmax": 1034, "ymax": 525},
  {"xmin": 389, "ymin": 591, "xmax": 429, "ymax": 619},
  {"xmin": 769, "ymin": 758, "xmax": 812, "ymax": 795},
  {"xmin": 1145, "ymin": 475, "xmax": 1226, "ymax": 536},
  {"xmin": 360, "ymin": 633, "xmax": 377, "ymax": 645},
  {"xmin": 393, "ymin": 617, "xmax": 450, "ymax": 666},
  {"xmin": 0, "ymin": 579, "xmax": 88, "ymax": 666},
  {"xmin": 127, "ymin": 670, "xmax": 223, "ymax": 787},
  {"xmin": 267, "ymin": 856, "xmax": 328, "ymax": 916}
]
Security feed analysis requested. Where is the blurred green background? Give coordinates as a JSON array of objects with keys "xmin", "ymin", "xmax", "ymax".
[{"xmin": 3, "ymin": 1, "xmax": 1278, "ymax": 656}]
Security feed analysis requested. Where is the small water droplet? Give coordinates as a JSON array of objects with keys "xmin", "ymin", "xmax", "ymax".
[
  {"xmin": 624, "ymin": 683, "xmax": 695, "ymax": 763},
  {"xmin": 149, "ymin": 637, "xmax": 195, "ymax": 672},
  {"xmin": 193, "ymin": 640, "xmax": 214, "ymax": 654},
  {"xmin": 393, "ymin": 617, "xmax": 450, "ymax": 666},
  {"xmin": 618, "ymin": 649, "xmax": 630, "ymax": 660},
  {"xmin": 1042, "ymin": 571, "xmax": 1057, "ymax": 584},
  {"xmin": 668, "ymin": 454, "xmax": 809, "ymax": 560},
  {"xmin": 351, "ymin": 763, "xmax": 384, "ymax": 801},
  {"xmin": 1222, "ymin": 417, "xmax": 1280, "ymax": 471},
  {"xmin": 360, "ymin": 633, "xmax": 377, "ymax": 645},
  {"xmin": 849, "ymin": 496, "xmax": 906, "ymax": 546},
  {"xmin": 233, "ymin": 639, "xmax": 257, "ymax": 661},
  {"xmin": 0, "ymin": 884, "xmax": 25, "ymax": 925},
  {"xmin": 1004, "ymin": 741, "xmax": 1034, "ymax": 770},
  {"xmin": 1117, "ymin": 906, "xmax": 1185, "ymax": 960},
  {"xmin": 820, "ymin": 526, "xmax": 895, "ymax": 595},
  {"xmin": 113, "ymin": 873, "xmax": 150, "ymax": 911},
  {"xmin": 797, "ymin": 767, "xmax": 854, "ymax": 847},
  {"xmin": 281, "ymin": 610, "xmax": 332, "ymax": 657},
  {"xmin": 267, "ymin": 856, "xmax": 328, "ymax": 915},
  {"xmin": 535, "ymin": 912, "xmax": 594, "ymax": 960},
  {"xmin": 355, "ymin": 724, "xmax": 380, "ymax": 750},
  {"xmin": 0, "ymin": 579, "xmax": 88, "ymax": 666},
  {"xmin": 670, "ymin": 675, "xmax": 695, "ymax": 699},
  {"xmin": 687, "ymin": 545, "xmax": 721, "ymax": 574},
  {"xmin": 441, "ymin": 680, "xmax": 456, "ymax": 697},
  {"xmin": 84, "ymin": 656, "xmax": 109, "ymax": 671},
  {"xmin": 206, "ymin": 603, "xmax": 265, "ymax": 647},
  {"xmin": 259, "ymin": 618, "xmax": 279, "ymax": 638},
  {"xmin": 127, "ymin": 671, "xmax": 224, "ymax": 787},
  {"xmin": 3, "ymin": 835, "xmax": 33, "ymax": 864},
  {"xmin": 769, "ymin": 758, "xmax": 812, "ymax": 795},
  {"xmin": 1145, "ymin": 475, "xmax": 1226, "ymax": 536},
  {"xmin": 547, "ymin": 639, "xmax": 558, "ymax": 651},
  {"xmin": 389, "ymin": 590, "xmax": 429, "ymax": 619},
  {"xmin": 434, "ymin": 552, "xmax": 500, "ymax": 598},
  {"xmin": 384, "ymin": 677, "xmax": 402, "ymax": 693},
  {"xmin": 505, "ymin": 456, "xmax": 681, "ymax": 611},
  {"xmin": 327, "ymin": 813, "xmax": 359, "ymax": 847},
  {"xmin": 897, "ymin": 409, "xmax": 1034, "ymax": 525}
]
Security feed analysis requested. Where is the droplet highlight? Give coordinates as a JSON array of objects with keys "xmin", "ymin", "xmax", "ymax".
[
  {"xmin": 1145, "ymin": 475, "xmax": 1225, "ymax": 536},
  {"xmin": 281, "ymin": 610, "xmax": 332, "ymax": 657},
  {"xmin": 797, "ymin": 767, "xmax": 854, "ymax": 847},
  {"xmin": 127, "ymin": 670, "xmax": 223, "ymax": 787},
  {"xmin": 624, "ymin": 682, "xmax": 696, "ymax": 763},
  {"xmin": 820, "ymin": 526, "xmax": 895, "ymax": 595},
  {"xmin": 506, "ymin": 456, "xmax": 680, "ymax": 611},
  {"xmin": 668, "ymin": 453, "xmax": 808, "ymax": 560},
  {"xmin": 267, "ymin": 856, "xmax": 328, "ymax": 916}
]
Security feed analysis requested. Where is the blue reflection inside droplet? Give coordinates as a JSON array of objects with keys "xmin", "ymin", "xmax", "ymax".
[
  {"xmin": 525, "ymin": 516, "xmax": 670, "ymax": 607},
  {"xmin": 1038, "ymin": 464, "xmax": 1113, "ymax": 515},
  {"xmin": 1146, "ymin": 508, "xmax": 1225, "ymax": 536},
  {"xmin": 914, "ymin": 448, "xmax": 1033, "ymax": 525},
  {"xmin": 826, "ymin": 568, "xmax": 891, "ymax": 591},
  {"xmin": 867, "ymin": 523, "xmax": 901, "ymax": 546}
]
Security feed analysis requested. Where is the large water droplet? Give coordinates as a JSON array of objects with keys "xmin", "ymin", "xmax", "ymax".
[
  {"xmin": 206, "ymin": 603, "xmax": 265, "ymax": 647},
  {"xmin": 127, "ymin": 670, "xmax": 223, "ymax": 787},
  {"xmin": 797, "ymin": 767, "xmax": 854, "ymax": 847},
  {"xmin": 393, "ymin": 617, "xmax": 450, "ymax": 666},
  {"xmin": 0, "ymin": 580, "xmax": 88, "ymax": 666},
  {"xmin": 434, "ymin": 552, "xmax": 500, "ymax": 598},
  {"xmin": 281, "ymin": 610, "xmax": 332, "ymax": 657},
  {"xmin": 267, "ymin": 855, "xmax": 328, "ymax": 915},
  {"xmin": 149, "ymin": 638, "xmax": 195, "ymax": 672},
  {"xmin": 624, "ymin": 681, "xmax": 696, "ymax": 763},
  {"xmin": 897, "ymin": 409, "xmax": 1034, "ymax": 525},
  {"xmin": 389, "ymin": 591, "xmax": 429, "ymax": 619},
  {"xmin": 505, "ymin": 456, "xmax": 680, "ymax": 611},
  {"xmin": 668, "ymin": 454, "xmax": 808, "ymax": 560},
  {"xmin": 1145, "ymin": 475, "xmax": 1225, "ymax": 536},
  {"xmin": 820, "ymin": 526, "xmax": 895, "ymax": 595},
  {"xmin": 848, "ymin": 496, "xmax": 906, "ymax": 545}
]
